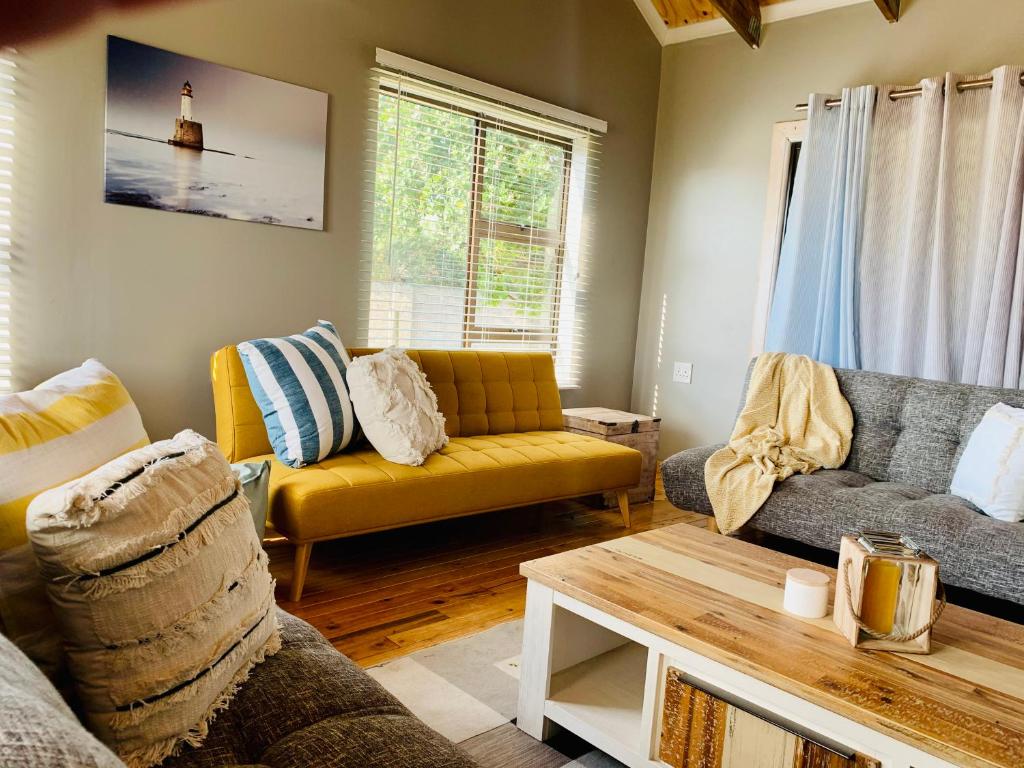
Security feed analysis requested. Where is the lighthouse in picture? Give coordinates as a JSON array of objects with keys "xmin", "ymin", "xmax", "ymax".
[
  {"xmin": 170, "ymin": 80, "xmax": 204, "ymax": 149},
  {"xmin": 180, "ymin": 80, "xmax": 193, "ymax": 120}
]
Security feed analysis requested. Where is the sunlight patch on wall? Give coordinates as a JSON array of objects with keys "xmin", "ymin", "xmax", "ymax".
[{"xmin": 651, "ymin": 292, "xmax": 667, "ymax": 417}]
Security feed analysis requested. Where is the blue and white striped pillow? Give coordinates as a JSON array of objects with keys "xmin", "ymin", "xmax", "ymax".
[{"xmin": 237, "ymin": 321, "xmax": 360, "ymax": 468}]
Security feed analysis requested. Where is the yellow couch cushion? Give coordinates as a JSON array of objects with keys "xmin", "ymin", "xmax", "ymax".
[
  {"xmin": 397, "ymin": 349, "xmax": 564, "ymax": 437},
  {"xmin": 256, "ymin": 431, "xmax": 641, "ymax": 542},
  {"xmin": 211, "ymin": 346, "xmax": 565, "ymax": 461},
  {"xmin": 211, "ymin": 344, "xmax": 272, "ymax": 463}
]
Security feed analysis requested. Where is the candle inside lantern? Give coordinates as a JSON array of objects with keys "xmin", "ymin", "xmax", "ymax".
[{"xmin": 860, "ymin": 559, "xmax": 901, "ymax": 634}]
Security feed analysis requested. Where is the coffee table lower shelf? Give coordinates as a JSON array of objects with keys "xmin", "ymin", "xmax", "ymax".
[{"xmin": 545, "ymin": 642, "xmax": 649, "ymax": 763}]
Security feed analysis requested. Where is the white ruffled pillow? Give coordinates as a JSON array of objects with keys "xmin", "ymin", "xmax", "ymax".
[
  {"xmin": 347, "ymin": 348, "xmax": 448, "ymax": 466},
  {"xmin": 950, "ymin": 402, "xmax": 1024, "ymax": 523}
]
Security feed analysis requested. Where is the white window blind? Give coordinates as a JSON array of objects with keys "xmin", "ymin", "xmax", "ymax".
[
  {"xmin": 0, "ymin": 50, "xmax": 15, "ymax": 392},
  {"xmin": 362, "ymin": 54, "xmax": 602, "ymax": 386}
]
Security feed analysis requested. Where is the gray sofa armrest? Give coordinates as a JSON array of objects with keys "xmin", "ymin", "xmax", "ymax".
[
  {"xmin": 163, "ymin": 610, "xmax": 477, "ymax": 768},
  {"xmin": 661, "ymin": 443, "xmax": 724, "ymax": 515}
]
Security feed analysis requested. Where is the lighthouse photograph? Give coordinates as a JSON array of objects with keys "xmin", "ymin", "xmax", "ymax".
[{"xmin": 104, "ymin": 36, "xmax": 328, "ymax": 229}]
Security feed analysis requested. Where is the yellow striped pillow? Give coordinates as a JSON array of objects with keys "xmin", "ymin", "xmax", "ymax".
[
  {"xmin": 0, "ymin": 359, "xmax": 149, "ymax": 674},
  {"xmin": 0, "ymin": 359, "xmax": 149, "ymax": 550}
]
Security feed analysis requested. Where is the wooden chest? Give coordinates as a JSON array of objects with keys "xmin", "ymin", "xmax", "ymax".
[{"xmin": 562, "ymin": 407, "xmax": 660, "ymax": 505}]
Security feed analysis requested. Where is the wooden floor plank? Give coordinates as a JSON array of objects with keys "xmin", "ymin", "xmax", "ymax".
[{"xmin": 269, "ymin": 480, "xmax": 704, "ymax": 667}]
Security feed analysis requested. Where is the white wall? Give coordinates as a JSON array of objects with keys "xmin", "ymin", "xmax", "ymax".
[
  {"xmin": 632, "ymin": 0, "xmax": 1024, "ymax": 457},
  {"xmin": 15, "ymin": 0, "xmax": 661, "ymax": 439}
]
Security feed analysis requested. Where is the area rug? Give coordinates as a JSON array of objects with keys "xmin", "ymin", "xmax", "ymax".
[{"xmin": 367, "ymin": 620, "xmax": 624, "ymax": 767}]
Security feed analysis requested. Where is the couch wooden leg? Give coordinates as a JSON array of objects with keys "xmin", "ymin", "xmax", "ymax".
[
  {"xmin": 616, "ymin": 490, "xmax": 631, "ymax": 528},
  {"xmin": 706, "ymin": 515, "xmax": 720, "ymax": 534},
  {"xmin": 290, "ymin": 543, "xmax": 312, "ymax": 602}
]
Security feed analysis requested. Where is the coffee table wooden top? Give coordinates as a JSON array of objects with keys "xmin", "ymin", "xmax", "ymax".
[{"xmin": 520, "ymin": 524, "xmax": 1024, "ymax": 768}]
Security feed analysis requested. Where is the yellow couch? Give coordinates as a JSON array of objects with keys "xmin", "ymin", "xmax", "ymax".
[{"xmin": 210, "ymin": 347, "xmax": 642, "ymax": 600}]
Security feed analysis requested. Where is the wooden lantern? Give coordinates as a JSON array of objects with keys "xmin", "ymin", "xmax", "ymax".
[{"xmin": 833, "ymin": 533, "xmax": 944, "ymax": 654}]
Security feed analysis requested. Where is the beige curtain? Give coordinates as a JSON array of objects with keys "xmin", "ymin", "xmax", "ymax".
[{"xmin": 859, "ymin": 66, "xmax": 1024, "ymax": 387}]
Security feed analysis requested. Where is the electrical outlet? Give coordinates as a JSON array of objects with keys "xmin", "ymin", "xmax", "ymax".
[{"xmin": 673, "ymin": 361, "xmax": 692, "ymax": 384}]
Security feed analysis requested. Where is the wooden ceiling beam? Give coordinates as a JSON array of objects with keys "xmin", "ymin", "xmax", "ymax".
[
  {"xmin": 708, "ymin": 0, "xmax": 762, "ymax": 48},
  {"xmin": 873, "ymin": 0, "xmax": 900, "ymax": 22}
]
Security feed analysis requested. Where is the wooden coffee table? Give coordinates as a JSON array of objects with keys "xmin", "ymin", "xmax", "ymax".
[{"xmin": 516, "ymin": 523, "xmax": 1024, "ymax": 768}]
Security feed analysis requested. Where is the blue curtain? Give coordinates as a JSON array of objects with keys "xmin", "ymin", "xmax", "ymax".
[{"xmin": 765, "ymin": 86, "xmax": 876, "ymax": 368}]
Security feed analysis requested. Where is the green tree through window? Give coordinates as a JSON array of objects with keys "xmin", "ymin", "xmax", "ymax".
[
  {"xmin": 373, "ymin": 94, "xmax": 473, "ymax": 289},
  {"xmin": 372, "ymin": 89, "xmax": 571, "ymax": 347}
]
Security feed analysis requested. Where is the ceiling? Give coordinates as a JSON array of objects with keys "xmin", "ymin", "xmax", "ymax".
[
  {"xmin": 633, "ymin": 0, "xmax": 875, "ymax": 46},
  {"xmin": 653, "ymin": 0, "xmax": 787, "ymax": 28}
]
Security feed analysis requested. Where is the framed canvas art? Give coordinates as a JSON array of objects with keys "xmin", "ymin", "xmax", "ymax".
[{"xmin": 104, "ymin": 36, "xmax": 328, "ymax": 230}]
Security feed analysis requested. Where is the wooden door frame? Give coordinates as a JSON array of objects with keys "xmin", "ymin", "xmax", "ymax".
[{"xmin": 750, "ymin": 119, "xmax": 806, "ymax": 356}]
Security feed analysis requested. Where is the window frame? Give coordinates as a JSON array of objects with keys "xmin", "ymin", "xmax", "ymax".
[
  {"xmin": 0, "ymin": 50, "xmax": 15, "ymax": 392},
  {"xmin": 463, "ymin": 121, "xmax": 574, "ymax": 349},
  {"xmin": 373, "ymin": 82, "xmax": 579, "ymax": 357}
]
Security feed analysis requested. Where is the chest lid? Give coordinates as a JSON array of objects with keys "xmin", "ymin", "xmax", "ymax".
[{"xmin": 562, "ymin": 407, "xmax": 660, "ymax": 436}]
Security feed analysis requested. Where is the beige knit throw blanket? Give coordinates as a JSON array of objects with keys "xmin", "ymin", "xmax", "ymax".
[{"xmin": 705, "ymin": 352, "xmax": 853, "ymax": 535}]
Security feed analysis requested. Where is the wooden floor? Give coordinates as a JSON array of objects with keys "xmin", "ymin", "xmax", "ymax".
[{"xmin": 268, "ymin": 483, "xmax": 705, "ymax": 667}]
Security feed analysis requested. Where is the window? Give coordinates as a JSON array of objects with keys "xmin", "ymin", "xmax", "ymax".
[
  {"xmin": 0, "ymin": 50, "xmax": 15, "ymax": 392},
  {"xmin": 364, "ymin": 55, "xmax": 601, "ymax": 385}
]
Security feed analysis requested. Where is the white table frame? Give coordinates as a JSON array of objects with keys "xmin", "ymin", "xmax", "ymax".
[{"xmin": 517, "ymin": 579, "xmax": 956, "ymax": 768}]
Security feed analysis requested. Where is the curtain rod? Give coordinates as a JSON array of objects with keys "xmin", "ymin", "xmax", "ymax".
[{"xmin": 794, "ymin": 73, "xmax": 1024, "ymax": 112}]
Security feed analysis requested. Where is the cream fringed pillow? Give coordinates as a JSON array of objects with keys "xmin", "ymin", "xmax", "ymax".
[
  {"xmin": 27, "ymin": 430, "xmax": 280, "ymax": 768},
  {"xmin": 347, "ymin": 347, "xmax": 448, "ymax": 466}
]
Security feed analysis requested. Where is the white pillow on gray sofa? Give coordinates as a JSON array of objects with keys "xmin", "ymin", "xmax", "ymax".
[
  {"xmin": 347, "ymin": 348, "xmax": 448, "ymax": 466},
  {"xmin": 951, "ymin": 402, "xmax": 1024, "ymax": 523}
]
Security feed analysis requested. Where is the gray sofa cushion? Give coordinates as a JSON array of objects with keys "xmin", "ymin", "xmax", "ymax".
[
  {"xmin": 0, "ymin": 630, "xmax": 124, "ymax": 768},
  {"xmin": 661, "ymin": 444, "xmax": 719, "ymax": 515},
  {"xmin": 662, "ymin": 362, "xmax": 1024, "ymax": 606},
  {"xmin": 726, "ymin": 362, "xmax": 1024, "ymax": 493},
  {"xmin": 749, "ymin": 470, "xmax": 1024, "ymax": 605},
  {"xmin": 163, "ymin": 609, "xmax": 476, "ymax": 768},
  {"xmin": 828, "ymin": 368, "xmax": 1024, "ymax": 493}
]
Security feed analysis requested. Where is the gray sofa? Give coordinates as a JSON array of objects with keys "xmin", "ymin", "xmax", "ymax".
[
  {"xmin": 165, "ymin": 611, "xmax": 477, "ymax": 768},
  {"xmin": 662, "ymin": 364, "xmax": 1024, "ymax": 606},
  {"xmin": 2, "ymin": 609, "xmax": 477, "ymax": 768}
]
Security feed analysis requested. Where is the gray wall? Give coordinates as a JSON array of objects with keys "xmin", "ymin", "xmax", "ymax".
[
  {"xmin": 632, "ymin": 0, "xmax": 1024, "ymax": 458},
  {"xmin": 17, "ymin": 0, "xmax": 660, "ymax": 439}
]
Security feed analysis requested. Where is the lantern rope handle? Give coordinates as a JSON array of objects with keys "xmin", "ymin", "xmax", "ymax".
[{"xmin": 840, "ymin": 559, "xmax": 946, "ymax": 643}]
